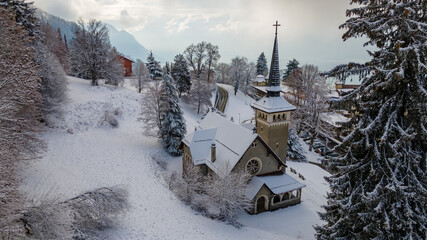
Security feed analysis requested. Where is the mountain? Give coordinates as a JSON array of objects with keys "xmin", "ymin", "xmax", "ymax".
[
  {"xmin": 36, "ymin": 10, "xmax": 154, "ymax": 63},
  {"xmin": 105, "ymin": 24, "xmax": 151, "ymax": 62}
]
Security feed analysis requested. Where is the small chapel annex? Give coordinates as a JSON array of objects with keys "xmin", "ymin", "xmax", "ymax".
[{"xmin": 180, "ymin": 22, "xmax": 305, "ymax": 214}]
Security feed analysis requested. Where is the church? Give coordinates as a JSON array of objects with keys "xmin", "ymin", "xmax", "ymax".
[{"xmin": 181, "ymin": 22, "xmax": 305, "ymax": 214}]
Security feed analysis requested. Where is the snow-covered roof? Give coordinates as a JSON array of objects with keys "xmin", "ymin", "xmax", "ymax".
[
  {"xmin": 246, "ymin": 174, "xmax": 306, "ymax": 199},
  {"xmin": 183, "ymin": 112, "xmax": 258, "ymax": 176},
  {"xmin": 184, "ymin": 128, "xmax": 217, "ymax": 165},
  {"xmin": 253, "ymin": 75, "xmax": 266, "ymax": 83},
  {"xmin": 320, "ymin": 112, "xmax": 350, "ymax": 127},
  {"xmin": 251, "ymin": 96, "xmax": 296, "ymax": 113}
]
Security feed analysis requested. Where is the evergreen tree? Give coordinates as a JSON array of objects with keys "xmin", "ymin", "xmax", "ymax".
[
  {"xmin": 146, "ymin": 51, "xmax": 162, "ymax": 79},
  {"xmin": 316, "ymin": 1, "xmax": 427, "ymax": 239},
  {"xmin": 159, "ymin": 74, "xmax": 186, "ymax": 156},
  {"xmin": 286, "ymin": 129, "xmax": 306, "ymax": 162},
  {"xmin": 172, "ymin": 54, "xmax": 191, "ymax": 97},
  {"xmin": 282, "ymin": 59, "xmax": 299, "ymax": 82},
  {"xmin": 0, "ymin": 0, "xmax": 39, "ymax": 37},
  {"xmin": 256, "ymin": 52, "xmax": 268, "ymax": 75}
]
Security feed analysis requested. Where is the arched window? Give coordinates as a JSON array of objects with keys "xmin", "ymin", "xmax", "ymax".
[
  {"xmin": 282, "ymin": 193, "xmax": 290, "ymax": 201},
  {"xmin": 292, "ymin": 190, "xmax": 298, "ymax": 198},
  {"xmin": 273, "ymin": 195, "xmax": 281, "ymax": 204},
  {"xmin": 278, "ymin": 114, "xmax": 281, "ymax": 120},
  {"xmin": 283, "ymin": 113, "xmax": 286, "ymax": 119},
  {"xmin": 273, "ymin": 115, "xmax": 276, "ymax": 121}
]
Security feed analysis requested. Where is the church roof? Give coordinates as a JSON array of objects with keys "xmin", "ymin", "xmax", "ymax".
[
  {"xmin": 251, "ymin": 95, "xmax": 296, "ymax": 113},
  {"xmin": 246, "ymin": 174, "xmax": 306, "ymax": 200},
  {"xmin": 251, "ymin": 22, "xmax": 297, "ymax": 113},
  {"xmin": 182, "ymin": 112, "xmax": 257, "ymax": 176},
  {"xmin": 266, "ymin": 23, "xmax": 281, "ymax": 97}
]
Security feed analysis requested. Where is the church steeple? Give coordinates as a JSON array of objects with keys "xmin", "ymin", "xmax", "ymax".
[
  {"xmin": 251, "ymin": 21, "xmax": 296, "ymax": 162},
  {"xmin": 267, "ymin": 21, "xmax": 281, "ymax": 97}
]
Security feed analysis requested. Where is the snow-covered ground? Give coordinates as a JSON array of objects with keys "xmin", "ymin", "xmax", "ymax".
[{"xmin": 20, "ymin": 77, "xmax": 329, "ymax": 240}]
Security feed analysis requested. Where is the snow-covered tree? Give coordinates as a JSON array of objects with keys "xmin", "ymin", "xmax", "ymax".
[
  {"xmin": 0, "ymin": 8, "xmax": 43, "ymax": 236},
  {"xmin": 39, "ymin": 22, "xmax": 70, "ymax": 74},
  {"xmin": 159, "ymin": 74, "xmax": 186, "ymax": 155},
  {"xmin": 286, "ymin": 129, "xmax": 307, "ymax": 162},
  {"xmin": 189, "ymin": 79, "xmax": 212, "ymax": 114},
  {"xmin": 205, "ymin": 43, "xmax": 220, "ymax": 83},
  {"xmin": 282, "ymin": 59, "xmax": 299, "ymax": 82},
  {"xmin": 316, "ymin": 1, "xmax": 427, "ymax": 239},
  {"xmin": 184, "ymin": 41, "xmax": 215, "ymax": 79},
  {"xmin": 230, "ymin": 56, "xmax": 249, "ymax": 95},
  {"xmin": 215, "ymin": 62, "xmax": 230, "ymax": 84},
  {"xmin": 104, "ymin": 47, "xmax": 124, "ymax": 86},
  {"xmin": 35, "ymin": 42, "xmax": 68, "ymax": 118},
  {"xmin": 139, "ymin": 81, "xmax": 165, "ymax": 137},
  {"xmin": 132, "ymin": 59, "xmax": 149, "ymax": 93},
  {"xmin": 291, "ymin": 65, "xmax": 330, "ymax": 151},
  {"xmin": 146, "ymin": 51, "xmax": 162, "ymax": 79},
  {"xmin": 172, "ymin": 54, "xmax": 191, "ymax": 97},
  {"xmin": 0, "ymin": 0, "xmax": 39, "ymax": 37},
  {"xmin": 205, "ymin": 170, "xmax": 252, "ymax": 225},
  {"xmin": 256, "ymin": 52, "xmax": 268, "ymax": 76},
  {"xmin": 69, "ymin": 19, "xmax": 111, "ymax": 86}
]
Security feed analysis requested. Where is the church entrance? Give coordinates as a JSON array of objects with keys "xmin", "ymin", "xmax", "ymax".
[{"xmin": 256, "ymin": 195, "xmax": 268, "ymax": 213}]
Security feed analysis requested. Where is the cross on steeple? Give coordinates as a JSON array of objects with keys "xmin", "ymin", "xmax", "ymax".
[{"xmin": 273, "ymin": 21, "xmax": 281, "ymax": 35}]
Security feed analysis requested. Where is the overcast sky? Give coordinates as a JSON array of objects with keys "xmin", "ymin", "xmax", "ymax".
[{"xmin": 32, "ymin": 0, "xmax": 371, "ymax": 71}]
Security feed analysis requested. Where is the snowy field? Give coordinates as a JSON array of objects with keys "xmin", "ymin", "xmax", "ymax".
[{"xmin": 20, "ymin": 77, "xmax": 330, "ymax": 240}]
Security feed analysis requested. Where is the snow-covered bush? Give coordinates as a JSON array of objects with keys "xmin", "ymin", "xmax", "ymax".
[
  {"xmin": 21, "ymin": 186, "xmax": 128, "ymax": 239},
  {"xmin": 168, "ymin": 165, "xmax": 251, "ymax": 227},
  {"xmin": 101, "ymin": 110, "xmax": 119, "ymax": 128}
]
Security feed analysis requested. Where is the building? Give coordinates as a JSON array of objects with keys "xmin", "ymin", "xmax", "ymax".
[
  {"xmin": 181, "ymin": 22, "xmax": 305, "ymax": 214},
  {"xmin": 119, "ymin": 55, "xmax": 134, "ymax": 77},
  {"xmin": 253, "ymin": 75, "xmax": 268, "ymax": 86}
]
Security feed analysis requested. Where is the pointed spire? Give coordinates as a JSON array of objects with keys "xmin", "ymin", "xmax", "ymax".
[{"xmin": 267, "ymin": 21, "xmax": 281, "ymax": 97}]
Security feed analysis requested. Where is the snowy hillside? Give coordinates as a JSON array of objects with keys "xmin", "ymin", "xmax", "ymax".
[{"xmin": 20, "ymin": 77, "xmax": 329, "ymax": 239}]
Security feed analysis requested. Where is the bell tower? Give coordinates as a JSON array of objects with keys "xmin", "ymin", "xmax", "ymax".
[{"xmin": 251, "ymin": 21, "xmax": 296, "ymax": 163}]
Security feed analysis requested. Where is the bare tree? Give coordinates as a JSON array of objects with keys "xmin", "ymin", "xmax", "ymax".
[
  {"xmin": 230, "ymin": 56, "xmax": 248, "ymax": 95},
  {"xmin": 104, "ymin": 47, "xmax": 124, "ymax": 86},
  {"xmin": 133, "ymin": 59, "xmax": 149, "ymax": 93},
  {"xmin": 139, "ymin": 81, "xmax": 164, "ymax": 136},
  {"xmin": 215, "ymin": 62, "xmax": 230, "ymax": 84},
  {"xmin": 205, "ymin": 43, "xmax": 220, "ymax": 83},
  {"xmin": 184, "ymin": 43, "xmax": 196, "ymax": 76},
  {"xmin": 70, "ymin": 18, "xmax": 111, "ymax": 86},
  {"xmin": 189, "ymin": 79, "xmax": 212, "ymax": 114},
  {"xmin": 0, "ymin": 8, "xmax": 43, "ymax": 237},
  {"xmin": 21, "ymin": 186, "xmax": 128, "ymax": 239},
  {"xmin": 290, "ymin": 65, "xmax": 330, "ymax": 151},
  {"xmin": 205, "ymin": 170, "xmax": 252, "ymax": 225}
]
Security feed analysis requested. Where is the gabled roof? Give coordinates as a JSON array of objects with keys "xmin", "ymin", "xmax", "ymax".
[
  {"xmin": 246, "ymin": 173, "xmax": 306, "ymax": 199},
  {"xmin": 183, "ymin": 112, "xmax": 257, "ymax": 176},
  {"xmin": 184, "ymin": 128, "xmax": 217, "ymax": 165},
  {"xmin": 253, "ymin": 75, "xmax": 266, "ymax": 83},
  {"xmin": 251, "ymin": 96, "xmax": 296, "ymax": 113}
]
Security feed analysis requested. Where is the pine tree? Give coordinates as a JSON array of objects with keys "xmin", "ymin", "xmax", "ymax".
[
  {"xmin": 282, "ymin": 59, "xmax": 299, "ymax": 82},
  {"xmin": 316, "ymin": 1, "xmax": 427, "ymax": 239},
  {"xmin": 0, "ymin": 0, "xmax": 39, "ymax": 37},
  {"xmin": 146, "ymin": 51, "xmax": 162, "ymax": 79},
  {"xmin": 286, "ymin": 129, "xmax": 306, "ymax": 162},
  {"xmin": 172, "ymin": 54, "xmax": 191, "ymax": 97},
  {"xmin": 159, "ymin": 74, "xmax": 186, "ymax": 156},
  {"xmin": 256, "ymin": 52, "xmax": 268, "ymax": 75}
]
